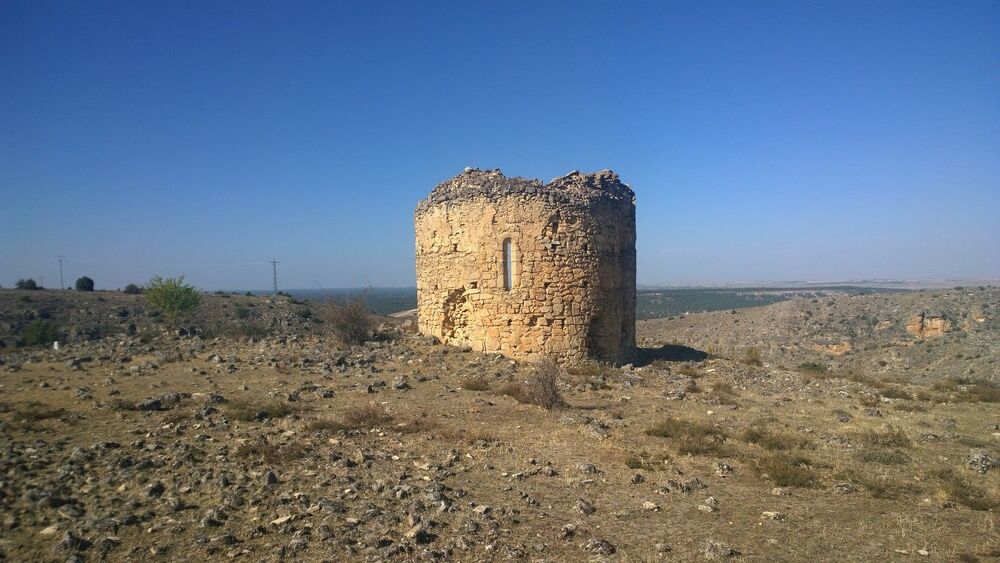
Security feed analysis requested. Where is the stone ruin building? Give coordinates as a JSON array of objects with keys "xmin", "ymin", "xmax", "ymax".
[{"xmin": 414, "ymin": 168, "xmax": 636, "ymax": 364}]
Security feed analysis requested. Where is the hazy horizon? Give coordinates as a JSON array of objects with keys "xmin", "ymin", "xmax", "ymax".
[{"xmin": 3, "ymin": 1, "xmax": 998, "ymax": 290}]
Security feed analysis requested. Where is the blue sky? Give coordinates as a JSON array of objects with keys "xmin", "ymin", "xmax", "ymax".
[{"xmin": 1, "ymin": 0, "xmax": 998, "ymax": 290}]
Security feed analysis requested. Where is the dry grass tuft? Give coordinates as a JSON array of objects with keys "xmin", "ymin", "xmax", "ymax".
[
  {"xmin": 233, "ymin": 439, "xmax": 308, "ymax": 464},
  {"xmin": 646, "ymin": 417, "xmax": 731, "ymax": 456},
  {"xmin": 758, "ymin": 454, "xmax": 816, "ymax": 487},
  {"xmin": 676, "ymin": 364, "xmax": 700, "ymax": 378},
  {"xmin": 838, "ymin": 469, "xmax": 922, "ymax": 499},
  {"xmin": 226, "ymin": 399, "xmax": 298, "ymax": 422},
  {"xmin": 500, "ymin": 359, "xmax": 565, "ymax": 409},
  {"xmin": 932, "ymin": 378, "xmax": 1000, "ymax": 403},
  {"xmin": 879, "ymin": 386, "xmax": 913, "ymax": 400},
  {"xmin": 708, "ymin": 381, "xmax": 739, "ymax": 405},
  {"xmin": 343, "ymin": 402, "xmax": 393, "ymax": 428},
  {"xmin": 855, "ymin": 448, "xmax": 911, "ymax": 465},
  {"xmin": 323, "ymin": 295, "xmax": 373, "ymax": 345},
  {"xmin": 931, "ymin": 468, "xmax": 999, "ymax": 511},
  {"xmin": 858, "ymin": 426, "xmax": 911, "ymax": 449},
  {"xmin": 460, "ymin": 376, "xmax": 491, "ymax": 391},
  {"xmin": 741, "ymin": 427, "xmax": 808, "ymax": 451},
  {"xmin": 306, "ymin": 418, "xmax": 348, "ymax": 433},
  {"xmin": 740, "ymin": 347, "xmax": 763, "ymax": 366}
]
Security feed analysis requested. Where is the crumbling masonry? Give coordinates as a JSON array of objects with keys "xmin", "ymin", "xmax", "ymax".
[{"xmin": 414, "ymin": 168, "xmax": 636, "ymax": 364}]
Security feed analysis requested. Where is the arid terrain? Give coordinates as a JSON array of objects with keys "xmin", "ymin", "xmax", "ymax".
[{"xmin": 1, "ymin": 287, "xmax": 998, "ymax": 561}]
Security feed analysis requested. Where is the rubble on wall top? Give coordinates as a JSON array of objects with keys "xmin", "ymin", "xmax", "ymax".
[{"xmin": 416, "ymin": 167, "xmax": 634, "ymax": 212}]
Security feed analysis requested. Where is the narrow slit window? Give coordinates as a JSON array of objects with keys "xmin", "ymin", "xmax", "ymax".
[{"xmin": 502, "ymin": 238, "xmax": 513, "ymax": 290}]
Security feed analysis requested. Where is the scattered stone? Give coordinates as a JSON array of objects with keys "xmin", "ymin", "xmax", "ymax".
[
  {"xmin": 584, "ymin": 537, "xmax": 616, "ymax": 555},
  {"xmin": 964, "ymin": 449, "xmax": 998, "ymax": 474},
  {"xmin": 702, "ymin": 539, "xmax": 737, "ymax": 559}
]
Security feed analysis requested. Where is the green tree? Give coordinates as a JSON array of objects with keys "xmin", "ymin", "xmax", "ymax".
[
  {"xmin": 123, "ymin": 284, "xmax": 142, "ymax": 294},
  {"xmin": 144, "ymin": 276, "xmax": 201, "ymax": 326},
  {"xmin": 15, "ymin": 278, "xmax": 39, "ymax": 290},
  {"xmin": 75, "ymin": 276, "xmax": 95, "ymax": 291}
]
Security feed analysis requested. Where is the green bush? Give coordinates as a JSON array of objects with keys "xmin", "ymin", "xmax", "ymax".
[
  {"xmin": 75, "ymin": 276, "xmax": 94, "ymax": 291},
  {"xmin": 15, "ymin": 278, "xmax": 39, "ymax": 290},
  {"xmin": 144, "ymin": 276, "xmax": 201, "ymax": 326},
  {"xmin": 22, "ymin": 321, "xmax": 58, "ymax": 346},
  {"xmin": 123, "ymin": 284, "xmax": 142, "ymax": 294}
]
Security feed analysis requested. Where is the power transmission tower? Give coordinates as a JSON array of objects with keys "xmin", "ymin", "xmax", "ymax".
[
  {"xmin": 57, "ymin": 256, "xmax": 65, "ymax": 290},
  {"xmin": 270, "ymin": 259, "xmax": 279, "ymax": 298}
]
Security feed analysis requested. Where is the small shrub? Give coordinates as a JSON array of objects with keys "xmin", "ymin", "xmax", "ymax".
[
  {"xmin": 233, "ymin": 439, "xmax": 308, "ymax": 464},
  {"xmin": 931, "ymin": 468, "xmax": 998, "ymax": 511},
  {"xmin": 855, "ymin": 448, "xmax": 910, "ymax": 465},
  {"xmin": 460, "ymin": 376, "xmax": 491, "ymax": 391},
  {"xmin": 75, "ymin": 276, "xmax": 94, "ymax": 291},
  {"xmin": 123, "ymin": 284, "xmax": 142, "ymax": 294},
  {"xmin": 676, "ymin": 364, "xmax": 700, "ymax": 378},
  {"xmin": 343, "ymin": 402, "xmax": 393, "ymax": 428},
  {"xmin": 741, "ymin": 427, "xmax": 807, "ymax": 451},
  {"xmin": 307, "ymin": 418, "xmax": 348, "ymax": 433},
  {"xmin": 226, "ymin": 400, "xmax": 296, "ymax": 422},
  {"xmin": 708, "ymin": 382, "xmax": 739, "ymax": 405},
  {"xmin": 647, "ymin": 418, "xmax": 730, "ymax": 456},
  {"xmin": 798, "ymin": 362, "xmax": 827, "ymax": 374},
  {"xmin": 838, "ymin": 469, "xmax": 921, "ymax": 499},
  {"xmin": 15, "ymin": 278, "xmax": 39, "ymax": 290},
  {"xmin": 144, "ymin": 276, "xmax": 201, "ymax": 326},
  {"xmin": 893, "ymin": 401, "xmax": 928, "ymax": 413},
  {"xmin": 324, "ymin": 295, "xmax": 372, "ymax": 345},
  {"xmin": 859, "ymin": 426, "xmax": 911, "ymax": 448},
  {"xmin": 21, "ymin": 320, "xmax": 58, "ymax": 346},
  {"xmin": 879, "ymin": 386, "xmax": 912, "ymax": 400},
  {"xmin": 741, "ymin": 347, "xmax": 763, "ymax": 366},
  {"xmin": 501, "ymin": 359, "xmax": 565, "ymax": 409},
  {"xmin": 758, "ymin": 454, "xmax": 816, "ymax": 487}
]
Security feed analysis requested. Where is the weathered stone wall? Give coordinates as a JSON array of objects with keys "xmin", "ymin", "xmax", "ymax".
[{"xmin": 414, "ymin": 168, "xmax": 636, "ymax": 364}]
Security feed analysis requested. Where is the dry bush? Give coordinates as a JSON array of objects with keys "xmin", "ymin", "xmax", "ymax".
[
  {"xmin": 107, "ymin": 398, "xmax": 138, "ymax": 411},
  {"xmin": 741, "ymin": 427, "xmax": 808, "ymax": 451},
  {"xmin": 307, "ymin": 418, "xmax": 348, "ymax": 433},
  {"xmin": 880, "ymin": 386, "xmax": 913, "ymax": 400},
  {"xmin": 932, "ymin": 378, "xmax": 1000, "ymax": 403},
  {"xmin": 858, "ymin": 426, "xmax": 911, "ymax": 448},
  {"xmin": 798, "ymin": 362, "xmax": 828, "ymax": 375},
  {"xmin": 740, "ymin": 347, "xmax": 763, "ymax": 366},
  {"xmin": 893, "ymin": 401, "xmax": 928, "ymax": 413},
  {"xmin": 460, "ymin": 376, "xmax": 491, "ymax": 391},
  {"xmin": 931, "ymin": 468, "xmax": 998, "ymax": 511},
  {"xmin": 343, "ymin": 402, "xmax": 393, "ymax": 428},
  {"xmin": 758, "ymin": 454, "xmax": 816, "ymax": 487},
  {"xmin": 323, "ymin": 295, "xmax": 373, "ymax": 345},
  {"xmin": 676, "ymin": 364, "xmax": 700, "ymax": 378},
  {"xmin": 858, "ymin": 394, "xmax": 881, "ymax": 408},
  {"xmin": 396, "ymin": 415, "xmax": 438, "ymax": 434},
  {"xmin": 233, "ymin": 439, "xmax": 308, "ymax": 464},
  {"xmin": 855, "ymin": 448, "xmax": 911, "ymax": 465},
  {"xmin": 837, "ymin": 469, "xmax": 922, "ymax": 499},
  {"xmin": 11, "ymin": 403, "xmax": 67, "ymax": 429},
  {"xmin": 646, "ymin": 418, "xmax": 730, "ymax": 456},
  {"xmin": 501, "ymin": 359, "xmax": 565, "ymax": 409},
  {"xmin": 708, "ymin": 382, "xmax": 739, "ymax": 405},
  {"xmin": 226, "ymin": 399, "xmax": 297, "ymax": 422}
]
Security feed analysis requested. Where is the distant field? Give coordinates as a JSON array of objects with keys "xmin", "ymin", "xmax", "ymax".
[
  {"xmin": 636, "ymin": 286, "xmax": 908, "ymax": 320},
  {"xmin": 258, "ymin": 288, "xmax": 418, "ymax": 316},
  {"xmin": 265, "ymin": 285, "xmax": 909, "ymax": 319}
]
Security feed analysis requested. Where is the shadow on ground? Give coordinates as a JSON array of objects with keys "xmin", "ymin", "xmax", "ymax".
[{"xmin": 633, "ymin": 344, "xmax": 709, "ymax": 366}]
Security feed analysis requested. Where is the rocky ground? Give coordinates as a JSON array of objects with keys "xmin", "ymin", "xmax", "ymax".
[{"xmin": 0, "ymin": 288, "xmax": 998, "ymax": 562}]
